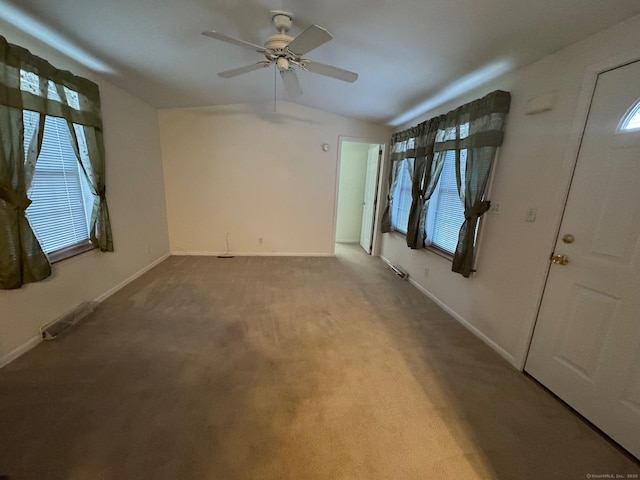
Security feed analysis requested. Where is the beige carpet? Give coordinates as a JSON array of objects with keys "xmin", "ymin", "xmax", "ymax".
[{"xmin": 1, "ymin": 244, "xmax": 638, "ymax": 479}]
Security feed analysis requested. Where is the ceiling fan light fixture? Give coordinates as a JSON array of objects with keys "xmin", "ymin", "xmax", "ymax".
[{"xmin": 276, "ymin": 57, "xmax": 290, "ymax": 71}]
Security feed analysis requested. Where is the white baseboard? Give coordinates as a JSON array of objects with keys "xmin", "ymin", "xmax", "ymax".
[
  {"xmin": 0, "ymin": 335, "xmax": 41, "ymax": 369},
  {"xmin": 380, "ymin": 255, "xmax": 517, "ymax": 369},
  {"xmin": 171, "ymin": 251, "xmax": 332, "ymax": 257},
  {"xmin": 94, "ymin": 253, "xmax": 170, "ymax": 303}
]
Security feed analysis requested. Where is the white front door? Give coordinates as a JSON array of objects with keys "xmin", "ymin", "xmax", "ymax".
[
  {"xmin": 525, "ymin": 60, "xmax": 640, "ymax": 459},
  {"xmin": 360, "ymin": 145, "xmax": 381, "ymax": 254}
]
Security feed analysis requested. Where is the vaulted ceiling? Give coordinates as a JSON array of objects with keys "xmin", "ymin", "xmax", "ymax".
[{"xmin": 2, "ymin": 0, "xmax": 639, "ymax": 125}]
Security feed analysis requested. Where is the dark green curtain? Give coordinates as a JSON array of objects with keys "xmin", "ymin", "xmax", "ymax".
[
  {"xmin": 57, "ymin": 82, "xmax": 113, "ymax": 252},
  {"xmin": 381, "ymin": 118, "xmax": 444, "ymax": 247},
  {"xmin": 405, "ymin": 117, "xmax": 443, "ymax": 249},
  {"xmin": 381, "ymin": 130, "xmax": 414, "ymax": 233},
  {"xmin": 0, "ymin": 39, "xmax": 51, "ymax": 289},
  {"xmin": 0, "ymin": 35, "xmax": 112, "ymax": 289},
  {"xmin": 434, "ymin": 90, "xmax": 511, "ymax": 277}
]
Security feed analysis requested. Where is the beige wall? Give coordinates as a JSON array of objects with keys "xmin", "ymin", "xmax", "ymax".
[
  {"xmin": 158, "ymin": 102, "xmax": 390, "ymax": 256},
  {"xmin": 335, "ymin": 141, "xmax": 370, "ymax": 243},
  {"xmin": 0, "ymin": 22, "xmax": 170, "ymax": 365},
  {"xmin": 380, "ymin": 15, "xmax": 640, "ymax": 369}
]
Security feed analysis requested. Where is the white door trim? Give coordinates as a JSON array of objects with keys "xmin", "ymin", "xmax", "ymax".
[{"xmin": 332, "ymin": 136, "xmax": 387, "ymax": 257}]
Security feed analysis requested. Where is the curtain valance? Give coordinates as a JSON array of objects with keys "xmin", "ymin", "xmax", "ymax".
[
  {"xmin": 434, "ymin": 90, "xmax": 511, "ymax": 152},
  {"xmin": 0, "ymin": 36, "xmax": 103, "ymax": 129}
]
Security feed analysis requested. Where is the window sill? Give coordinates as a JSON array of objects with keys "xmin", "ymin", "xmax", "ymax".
[
  {"xmin": 424, "ymin": 244, "xmax": 454, "ymax": 262},
  {"xmin": 388, "ymin": 229, "xmax": 408, "ymax": 239},
  {"xmin": 48, "ymin": 240, "xmax": 98, "ymax": 264},
  {"xmin": 386, "ymin": 230, "xmax": 454, "ymax": 262}
]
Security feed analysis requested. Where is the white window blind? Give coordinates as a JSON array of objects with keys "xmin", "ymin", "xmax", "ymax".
[
  {"xmin": 390, "ymin": 158, "xmax": 413, "ymax": 234},
  {"xmin": 429, "ymin": 150, "xmax": 466, "ymax": 254},
  {"xmin": 24, "ymin": 111, "xmax": 90, "ymax": 255}
]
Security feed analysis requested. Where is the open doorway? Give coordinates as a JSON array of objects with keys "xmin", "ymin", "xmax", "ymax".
[{"xmin": 335, "ymin": 139, "xmax": 383, "ymax": 255}]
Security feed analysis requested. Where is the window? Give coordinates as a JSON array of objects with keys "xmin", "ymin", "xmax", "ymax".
[
  {"xmin": 381, "ymin": 90, "xmax": 509, "ymax": 277},
  {"xmin": 389, "ymin": 149, "xmax": 480, "ymax": 256},
  {"xmin": 390, "ymin": 158, "xmax": 414, "ymax": 234},
  {"xmin": 620, "ymin": 100, "xmax": 640, "ymax": 131},
  {"xmin": 21, "ymin": 71, "xmax": 95, "ymax": 262},
  {"xmin": 427, "ymin": 151, "xmax": 466, "ymax": 254},
  {"xmin": 1, "ymin": 34, "xmax": 112, "ymax": 289},
  {"xmin": 24, "ymin": 113, "xmax": 93, "ymax": 260}
]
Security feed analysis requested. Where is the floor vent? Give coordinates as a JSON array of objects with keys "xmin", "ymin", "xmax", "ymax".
[
  {"xmin": 41, "ymin": 301, "xmax": 100, "ymax": 340},
  {"xmin": 390, "ymin": 263, "xmax": 409, "ymax": 280}
]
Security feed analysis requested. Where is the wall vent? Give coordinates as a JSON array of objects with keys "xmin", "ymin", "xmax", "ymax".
[
  {"xmin": 40, "ymin": 301, "xmax": 100, "ymax": 340},
  {"xmin": 389, "ymin": 263, "xmax": 409, "ymax": 280}
]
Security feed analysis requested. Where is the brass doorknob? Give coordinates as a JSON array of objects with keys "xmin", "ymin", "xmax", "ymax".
[{"xmin": 550, "ymin": 254, "xmax": 570, "ymax": 265}]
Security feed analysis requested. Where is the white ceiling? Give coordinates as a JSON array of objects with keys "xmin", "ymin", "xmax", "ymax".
[{"xmin": 2, "ymin": 0, "xmax": 639, "ymax": 125}]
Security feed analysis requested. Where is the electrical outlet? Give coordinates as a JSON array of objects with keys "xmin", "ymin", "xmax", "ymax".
[
  {"xmin": 490, "ymin": 202, "xmax": 502, "ymax": 214},
  {"xmin": 424, "ymin": 267, "xmax": 429, "ymax": 278}
]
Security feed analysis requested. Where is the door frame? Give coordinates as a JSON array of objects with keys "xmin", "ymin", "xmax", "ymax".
[
  {"xmin": 332, "ymin": 136, "xmax": 387, "ymax": 257},
  {"xmin": 523, "ymin": 52, "xmax": 640, "ymax": 370}
]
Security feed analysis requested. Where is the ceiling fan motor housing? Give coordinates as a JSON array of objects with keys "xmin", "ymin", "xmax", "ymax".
[{"xmin": 264, "ymin": 33, "xmax": 294, "ymax": 51}]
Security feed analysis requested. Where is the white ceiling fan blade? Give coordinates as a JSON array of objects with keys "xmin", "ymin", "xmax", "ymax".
[
  {"xmin": 287, "ymin": 25, "xmax": 332, "ymax": 55},
  {"xmin": 202, "ymin": 30, "xmax": 266, "ymax": 53},
  {"xmin": 218, "ymin": 61, "xmax": 271, "ymax": 78},
  {"xmin": 302, "ymin": 61, "xmax": 358, "ymax": 83},
  {"xmin": 280, "ymin": 68, "xmax": 302, "ymax": 97}
]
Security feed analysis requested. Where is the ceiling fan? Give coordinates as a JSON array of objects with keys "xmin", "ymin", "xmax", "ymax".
[{"xmin": 202, "ymin": 10, "xmax": 358, "ymax": 97}]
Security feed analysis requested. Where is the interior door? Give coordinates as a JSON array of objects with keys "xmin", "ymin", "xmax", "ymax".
[
  {"xmin": 525, "ymin": 60, "xmax": 640, "ymax": 459},
  {"xmin": 359, "ymin": 145, "xmax": 381, "ymax": 254}
]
